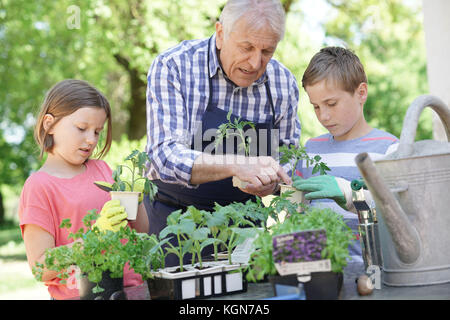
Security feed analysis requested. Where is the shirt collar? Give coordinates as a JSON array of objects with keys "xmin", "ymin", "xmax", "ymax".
[
  {"xmin": 208, "ymin": 34, "xmax": 221, "ymax": 78},
  {"xmin": 208, "ymin": 33, "xmax": 269, "ymax": 86}
]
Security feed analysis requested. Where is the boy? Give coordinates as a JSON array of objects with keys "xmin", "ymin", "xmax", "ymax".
[{"xmin": 294, "ymin": 47, "xmax": 399, "ymax": 266}]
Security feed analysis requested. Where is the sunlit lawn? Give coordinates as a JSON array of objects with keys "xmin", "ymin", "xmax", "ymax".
[{"xmin": 0, "ymin": 224, "xmax": 48, "ymax": 298}]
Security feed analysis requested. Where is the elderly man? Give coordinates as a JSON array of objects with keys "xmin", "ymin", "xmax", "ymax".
[{"xmin": 144, "ymin": 0, "xmax": 301, "ymax": 264}]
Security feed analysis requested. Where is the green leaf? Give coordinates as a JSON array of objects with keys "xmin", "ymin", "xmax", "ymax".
[
  {"xmin": 92, "ymin": 284, "xmax": 105, "ymax": 294},
  {"xmin": 226, "ymin": 108, "xmax": 232, "ymax": 121},
  {"xmin": 59, "ymin": 218, "xmax": 72, "ymax": 229},
  {"xmin": 192, "ymin": 227, "xmax": 210, "ymax": 241},
  {"xmin": 200, "ymin": 238, "xmax": 220, "ymax": 250},
  {"xmin": 125, "ymin": 149, "xmax": 140, "ymax": 161}
]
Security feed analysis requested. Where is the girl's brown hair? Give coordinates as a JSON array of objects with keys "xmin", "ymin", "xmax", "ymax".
[
  {"xmin": 302, "ymin": 46, "xmax": 367, "ymax": 94},
  {"xmin": 34, "ymin": 79, "xmax": 113, "ymax": 159}
]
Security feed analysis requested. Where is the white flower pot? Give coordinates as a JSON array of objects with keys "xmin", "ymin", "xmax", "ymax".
[
  {"xmin": 193, "ymin": 263, "xmax": 224, "ymax": 297},
  {"xmin": 194, "ymin": 262, "xmax": 224, "ymax": 275},
  {"xmin": 110, "ymin": 191, "xmax": 140, "ymax": 220},
  {"xmin": 232, "ymin": 176, "xmax": 248, "ymax": 189},
  {"xmin": 279, "ymin": 184, "xmax": 305, "ymax": 205},
  {"xmin": 158, "ymin": 266, "xmax": 198, "ymax": 279},
  {"xmin": 225, "ymin": 271, "xmax": 244, "ymax": 293},
  {"xmin": 219, "ymin": 262, "xmax": 246, "ymax": 293}
]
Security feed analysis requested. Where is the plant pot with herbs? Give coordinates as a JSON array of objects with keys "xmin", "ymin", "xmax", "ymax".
[
  {"xmin": 95, "ymin": 150, "xmax": 157, "ymax": 221},
  {"xmin": 245, "ymin": 206, "xmax": 354, "ymax": 300},
  {"xmin": 278, "ymin": 144, "xmax": 330, "ymax": 206},
  {"xmin": 32, "ymin": 210, "xmax": 153, "ymax": 300}
]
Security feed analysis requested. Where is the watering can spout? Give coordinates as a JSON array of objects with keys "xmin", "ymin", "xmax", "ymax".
[{"xmin": 355, "ymin": 152, "xmax": 421, "ymax": 265}]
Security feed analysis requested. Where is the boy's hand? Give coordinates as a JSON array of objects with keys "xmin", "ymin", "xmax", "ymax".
[
  {"xmin": 293, "ymin": 175, "xmax": 347, "ymax": 209},
  {"xmin": 93, "ymin": 200, "xmax": 128, "ymax": 232}
]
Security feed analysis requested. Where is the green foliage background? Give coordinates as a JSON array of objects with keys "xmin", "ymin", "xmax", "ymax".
[{"xmin": 0, "ymin": 0, "xmax": 431, "ymax": 224}]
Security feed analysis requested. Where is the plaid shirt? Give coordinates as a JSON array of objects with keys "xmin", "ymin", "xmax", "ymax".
[{"xmin": 145, "ymin": 34, "xmax": 301, "ymax": 188}]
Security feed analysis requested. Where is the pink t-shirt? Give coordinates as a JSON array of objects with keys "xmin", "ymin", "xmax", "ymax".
[{"xmin": 18, "ymin": 159, "xmax": 142, "ymax": 300}]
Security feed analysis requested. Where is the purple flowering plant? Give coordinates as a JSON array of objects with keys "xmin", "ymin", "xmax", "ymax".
[
  {"xmin": 272, "ymin": 229, "xmax": 327, "ymax": 264},
  {"xmin": 246, "ymin": 207, "xmax": 354, "ymax": 282}
]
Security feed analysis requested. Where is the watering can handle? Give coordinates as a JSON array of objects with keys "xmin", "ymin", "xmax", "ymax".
[{"xmin": 397, "ymin": 95, "xmax": 450, "ymax": 158}]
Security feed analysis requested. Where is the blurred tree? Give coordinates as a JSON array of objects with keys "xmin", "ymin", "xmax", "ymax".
[
  {"xmin": 0, "ymin": 0, "xmax": 299, "ymax": 224},
  {"xmin": 0, "ymin": 0, "xmax": 225, "ymax": 223},
  {"xmin": 323, "ymin": 0, "xmax": 431, "ymax": 140}
]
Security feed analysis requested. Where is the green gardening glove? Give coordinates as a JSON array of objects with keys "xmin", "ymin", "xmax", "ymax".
[
  {"xmin": 93, "ymin": 200, "xmax": 128, "ymax": 232},
  {"xmin": 293, "ymin": 175, "xmax": 347, "ymax": 209}
]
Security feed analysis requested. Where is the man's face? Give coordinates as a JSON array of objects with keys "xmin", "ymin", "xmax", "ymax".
[{"xmin": 215, "ymin": 18, "xmax": 279, "ymax": 87}]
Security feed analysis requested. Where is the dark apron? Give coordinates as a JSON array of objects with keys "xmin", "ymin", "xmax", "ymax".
[{"xmin": 144, "ymin": 36, "xmax": 278, "ymax": 266}]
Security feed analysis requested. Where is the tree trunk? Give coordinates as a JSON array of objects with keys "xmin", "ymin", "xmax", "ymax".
[
  {"xmin": 0, "ymin": 188, "xmax": 5, "ymax": 225},
  {"xmin": 127, "ymin": 68, "xmax": 147, "ymax": 140},
  {"xmin": 282, "ymin": 0, "xmax": 295, "ymax": 14}
]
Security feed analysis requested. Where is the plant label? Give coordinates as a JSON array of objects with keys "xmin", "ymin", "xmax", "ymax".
[
  {"xmin": 272, "ymin": 229, "xmax": 331, "ymax": 276},
  {"xmin": 231, "ymin": 228, "xmax": 262, "ymax": 264}
]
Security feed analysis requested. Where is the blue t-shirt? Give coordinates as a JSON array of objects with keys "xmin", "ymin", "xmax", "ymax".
[{"xmin": 296, "ymin": 128, "xmax": 399, "ymax": 265}]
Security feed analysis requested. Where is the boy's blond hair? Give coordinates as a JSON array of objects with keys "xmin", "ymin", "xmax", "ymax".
[{"xmin": 302, "ymin": 46, "xmax": 367, "ymax": 94}]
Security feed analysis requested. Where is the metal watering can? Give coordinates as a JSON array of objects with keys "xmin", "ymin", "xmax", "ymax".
[{"xmin": 355, "ymin": 95, "xmax": 450, "ymax": 286}]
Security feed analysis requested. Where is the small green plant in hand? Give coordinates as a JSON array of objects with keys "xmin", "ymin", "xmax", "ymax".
[
  {"xmin": 278, "ymin": 144, "xmax": 330, "ymax": 180},
  {"xmin": 215, "ymin": 108, "xmax": 256, "ymax": 156},
  {"xmin": 267, "ymin": 191, "xmax": 306, "ymax": 221},
  {"xmin": 111, "ymin": 150, "xmax": 158, "ymax": 199}
]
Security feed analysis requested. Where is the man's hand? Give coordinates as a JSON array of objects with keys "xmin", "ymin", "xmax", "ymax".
[
  {"xmin": 234, "ymin": 156, "xmax": 290, "ymax": 197},
  {"xmin": 241, "ymin": 181, "xmax": 279, "ymax": 198},
  {"xmin": 93, "ymin": 200, "xmax": 128, "ymax": 232},
  {"xmin": 293, "ymin": 175, "xmax": 347, "ymax": 209}
]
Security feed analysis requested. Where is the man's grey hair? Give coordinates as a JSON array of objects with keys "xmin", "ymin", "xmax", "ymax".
[{"xmin": 219, "ymin": 0, "xmax": 286, "ymax": 41}]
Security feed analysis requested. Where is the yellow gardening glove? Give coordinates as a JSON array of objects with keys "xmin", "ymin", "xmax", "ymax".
[{"xmin": 93, "ymin": 200, "xmax": 128, "ymax": 232}]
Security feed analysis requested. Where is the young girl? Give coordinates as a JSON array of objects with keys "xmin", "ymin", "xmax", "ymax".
[{"xmin": 18, "ymin": 79, "xmax": 149, "ymax": 300}]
